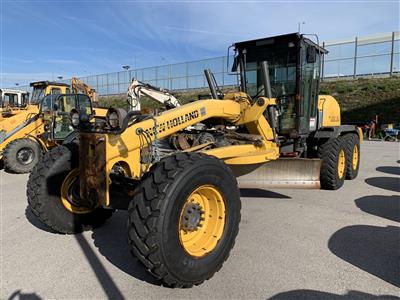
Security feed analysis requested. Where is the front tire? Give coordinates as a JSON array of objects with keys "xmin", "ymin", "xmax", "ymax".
[
  {"xmin": 4, "ymin": 138, "xmax": 42, "ymax": 174},
  {"xmin": 127, "ymin": 152, "xmax": 241, "ymax": 287},
  {"xmin": 26, "ymin": 144, "xmax": 113, "ymax": 234}
]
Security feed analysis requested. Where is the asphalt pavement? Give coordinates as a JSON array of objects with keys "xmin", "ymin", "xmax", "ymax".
[{"xmin": 1, "ymin": 141, "xmax": 399, "ymax": 299}]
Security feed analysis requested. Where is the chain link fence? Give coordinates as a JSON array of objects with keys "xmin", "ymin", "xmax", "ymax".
[{"xmin": 10, "ymin": 31, "xmax": 399, "ymax": 95}]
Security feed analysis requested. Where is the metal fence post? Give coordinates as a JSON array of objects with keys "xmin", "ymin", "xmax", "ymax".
[
  {"xmin": 222, "ymin": 57, "xmax": 225, "ymax": 87},
  {"xmin": 353, "ymin": 37, "xmax": 358, "ymax": 79},
  {"xmin": 390, "ymin": 31, "xmax": 395, "ymax": 76},
  {"xmin": 321, "ymin": 42, "xmax": 325, "ymax": 81},
  {"xmin": 169, "ymin": 64, "xmax": 172, "ymax": 90},
  {"xmin": 186, "ymin": 63, "xmax": 189, "ymax": 90},
  {"xmin": 106, "ymin": 74, "xmax": 109, "ymax": 95},
  {"xmin": 155, "ymin": 67, "xmax": 158, "ymax": 87}
]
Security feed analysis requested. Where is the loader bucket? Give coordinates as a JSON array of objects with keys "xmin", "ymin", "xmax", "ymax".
[{"xmin": 231, "ymin": 158, "xmax": 322, "ymax": 189}]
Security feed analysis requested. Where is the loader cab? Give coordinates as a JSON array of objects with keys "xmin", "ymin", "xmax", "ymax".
[
  {"xmin": 30, "ymin": 81, "xmax": 70, "ymax": 104},
  {"xmin": 233, "ymin": 33, "xmax": 327, "ymax": 137},
  {"xmin": 39, "ymin": 93, "xmax": 93, "ymax": 140}
]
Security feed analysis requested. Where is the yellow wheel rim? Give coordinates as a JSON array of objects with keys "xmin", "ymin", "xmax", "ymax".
[
  {"xmin": 338, "ymin": 149, "xmax": 345, "ymax": 179},
  {"xmin": 352, "ymin": 145, "xmax": 359, "ymax": 170},
  {"xmin": 179, "ymin": 185, "xmax": 226, "ymax": 258},
  {"xmin": 61, "ymin": 169, "xmax": 94, "ymax": 214}
]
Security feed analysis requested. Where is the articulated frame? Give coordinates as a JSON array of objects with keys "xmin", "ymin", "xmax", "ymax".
[{"xmin": 79, "ymin": 94, "xmax": 280, "ymax": 207}]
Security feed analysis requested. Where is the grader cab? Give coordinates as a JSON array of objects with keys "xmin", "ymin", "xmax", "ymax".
[{"xmin": 27, "ymin": 33, "xmax": 362, "ymax": 288}]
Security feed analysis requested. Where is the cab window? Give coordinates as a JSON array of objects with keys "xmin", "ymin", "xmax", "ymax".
[
  {"xmin": 76, "ymin": 94, "xmax": 92, "ymax": 115},
  {"xmin": 31, "ymin": 87, "xmax": 46, "ymax": 103},
  {"xmin": 4, "ymin": 93, "xmax": 18, "ymax": 106},
  {"xmin": 40, "ymin": 95, "xmax": 56, "ymax": 112},
  {"xmin": 21, "ymin": 93, "xmax": 29, "ymax": 106},
  {"xmin": 51, "ymin": 88, "xmax": 61, "ymax": 95}
]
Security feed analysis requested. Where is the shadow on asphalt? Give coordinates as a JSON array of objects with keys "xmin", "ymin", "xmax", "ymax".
[
  {"xmin": 268, "ymin": 289, "xmax": 400, "ymax": 299},
  {"xmin": 25, "ymin": 206, "xmax": 160, "ymax": 290},
  {"xmin": 74, "ymin": 234, "xmax": 126, "ymax": 299},
  {"xmin": 25, "ymin": 207, "xmax": 129, "ymax": 298},
  {"xmin": 355, "ymin": 195, "xmax": 400, "ymax": 222},
  {"xmin": 376, "ymin": 166, "xmax": 400, "ymax": 176},
  {"xmin": 91, "ymin": 211, "xmax": 160, "ymax": 286},
  {"xmin": 25, "ymin": 206, "xmax": 55, "ymax": 233},
  {"xmin": 328, "ymin": 225, "xmax": 400, "ymax": 288},
  {"xmin": 240, "ymin": 188, "xmax": 291, "ymax": 198},
  {"xmin": 365, "ymin": 177, "xmax": 400, "ymax": 193},
  {"xmin": 8, "ymin": 290, "xmax": 42, "ymax": 300}
]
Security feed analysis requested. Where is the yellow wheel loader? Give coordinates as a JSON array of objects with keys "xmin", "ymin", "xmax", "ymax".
[
  {"xmin": 0, "ymin": 81, "xmax": 70, "ymax": 134},
  {"xmin": 27, "ymin": 33, "xmax": 362, "ymax": 287},
  {"xmin": 1, "ymin": 93, "xmax": 99, "ymax": 173},
  {"xmin": 0, "ymin": 80, "xmax": 106, "ymax": 173}
]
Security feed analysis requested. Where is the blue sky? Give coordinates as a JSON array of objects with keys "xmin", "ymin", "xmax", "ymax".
[{"xmin": 1, "ymin": 0, "xmax": 399, "ymax": 86}]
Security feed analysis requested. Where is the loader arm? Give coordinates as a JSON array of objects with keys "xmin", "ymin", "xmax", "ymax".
[
  {"xmin": 71, "ymin": 77, "xmax": 97, "ymax": 103},
  {"xmin": 127, "ymin": 79, "xmax": 181, "ymax": 111}
]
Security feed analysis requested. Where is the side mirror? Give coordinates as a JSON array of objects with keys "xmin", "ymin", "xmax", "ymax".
[
  {"xmin": 306, "ymin": 46, "xmax": 317, "ymax": 63},
  {"xmin": 231, "ymin": 56, "xmax": 239, "ymax": 72}
]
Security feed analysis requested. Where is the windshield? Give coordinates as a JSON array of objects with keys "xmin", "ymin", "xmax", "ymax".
[
  {"xmin": 40, "ymin": 94, "xmax": 92, "ymax": 114},
  {"xmin": 57, "ymin": 94, "xmax": 92, "ymax": 114},
  {"xmin": 31, "ymin": 87, "xmax": 46, "ymax": 104},
  {"xmin": 40, "ymin": 94, "xmax": 92, "ymax": 140},
  {"xmin": 40, "ymin": 94, "xmax": 57, "ymax": 112},
  {"xmin": 245, "ymin": 61, "xmax": 296, "ymax": 99}
]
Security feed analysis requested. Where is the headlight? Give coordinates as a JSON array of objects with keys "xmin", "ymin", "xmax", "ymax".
[
  {"xmin": 70, "ymin": 110, "xmax": 80, "ymax": 127},
  {"xmin": 106, "ymin": 108, "xmax": 127, "ymax": 129}
]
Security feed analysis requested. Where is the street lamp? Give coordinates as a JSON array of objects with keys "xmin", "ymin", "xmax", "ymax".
[
  {"xmin": 298, "ymin": 21, "xmax": 305, "ymax": 33},
  {"xmin": 122, "ymin": 65, "xmax": 130, "ymax": 71},
  {"xmin": 15, "ymin": 83, "xmax": 19, "ymax": 86},
  {"xmin": 57, "ymin": 76, "xmax": 63, "ymax": 81}
]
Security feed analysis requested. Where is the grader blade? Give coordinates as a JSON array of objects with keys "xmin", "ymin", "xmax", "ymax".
[{"xmin": 232, "ymin": 158, "xmax": 322, "ymax": 189}]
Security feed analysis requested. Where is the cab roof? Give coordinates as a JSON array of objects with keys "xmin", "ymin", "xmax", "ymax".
[
  {"xmin": 234, "ymin": 32, "xmax": 328, "ymax": 54},
  {"xmin": 30, "ymin": 81, "xmax": 70, "ymax": 87},
  {"xmin": 0, "ymin": 88, "xmax": 29, "ymax": 94}
]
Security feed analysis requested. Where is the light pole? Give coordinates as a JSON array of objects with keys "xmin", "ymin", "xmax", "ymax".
[
  {"xmin": 57, "ymin": 76, "xmax": 63, "ymax": 81},
  {"xmin": 122, "ymin": 65, "xmax": 130, "ymax": 71},
  {"xmin": 15, "ymin": 83, "xmax": 19, "ymax": 86},
  {"xmin": 298, "ymin": 21, "xmax": 305, "ymax": 33}
]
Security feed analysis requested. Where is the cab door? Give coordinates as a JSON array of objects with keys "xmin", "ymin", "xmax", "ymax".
[{"xmin": 298, "ymin": 44, "xmax": 320, "ymax": 134}]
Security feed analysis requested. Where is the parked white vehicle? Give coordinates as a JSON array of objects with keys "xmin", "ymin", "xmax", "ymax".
[{"xmin": 0, "ymin": 89, "xmax": 30, "ymax": 108}]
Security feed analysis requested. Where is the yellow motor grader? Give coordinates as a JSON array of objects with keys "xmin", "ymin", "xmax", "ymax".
[{"xmin": 27, "ymin": 33, "xmax": 361, "ymax": 287}]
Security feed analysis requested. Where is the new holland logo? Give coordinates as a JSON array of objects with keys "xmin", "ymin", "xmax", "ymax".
[{"xmin": 144, "ymin": 109, "xmax": 201, "ymax": 137}]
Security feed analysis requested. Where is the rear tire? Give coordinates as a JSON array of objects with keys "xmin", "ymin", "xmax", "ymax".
[
  {"xmin": 318, "ymin": 137, "xmax": 346, "ymax": 190},
  {"xmin": 343, "ymin": 133, "xmax": 360, "ymax": 180},
  {"xmin": 26, "ymin": 144, "xmax": 113, "ymax": 234},
  {"xmin": 127, "ymin": 152, "xmax": 241, "ymax": 287},
  {"xmin": 4, "ymin": 138, "xmax": 42, "ymax": 174}
]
